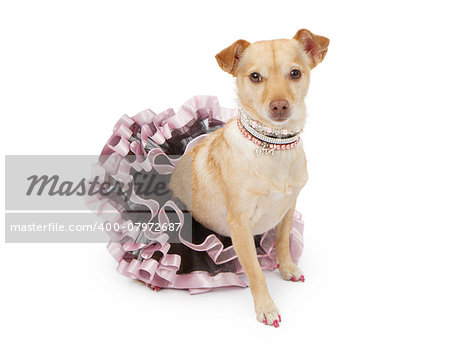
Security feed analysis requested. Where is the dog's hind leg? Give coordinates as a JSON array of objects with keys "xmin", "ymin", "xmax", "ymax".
[
  {"xmin": 275, "ymin": 205, "xmax": 305, "ymax": 282},
  {"xmin": 227, "ymin": 211, "xmax": 281, "ymax": 327}
]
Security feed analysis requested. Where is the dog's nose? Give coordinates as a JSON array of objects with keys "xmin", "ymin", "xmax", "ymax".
[{"xmin": 269, "ymin": 99, "xmax": 290, "ymax": 120}]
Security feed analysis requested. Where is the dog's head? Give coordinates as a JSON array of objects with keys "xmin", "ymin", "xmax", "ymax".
[{"xmin": 216, "ymin": 29, "xmax": 329, "ymax": 128}]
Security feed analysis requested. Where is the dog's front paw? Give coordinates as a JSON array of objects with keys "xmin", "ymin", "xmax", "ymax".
[
  {"xmin": 278, "ymin": 262, "xmax": 305, "ymax": 282},
  {"xmin": 255, "ymin": 296, "xmax": 281, "ymax": 328}
]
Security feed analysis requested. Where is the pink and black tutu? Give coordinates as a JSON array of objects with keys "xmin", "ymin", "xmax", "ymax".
[{"xmin": 87, "ymin": 96, "xmax": 304, "ymax": 294}]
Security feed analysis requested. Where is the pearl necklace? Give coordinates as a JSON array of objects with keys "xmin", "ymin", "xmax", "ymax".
[{"xmin": 237, "ymin": 108, "xmax": 303, "ymax": 157}]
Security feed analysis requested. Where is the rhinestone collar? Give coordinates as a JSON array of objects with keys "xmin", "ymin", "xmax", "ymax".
[{"xmin": 237, "ymin": 108, "xmax": 303, "ymax": 157}]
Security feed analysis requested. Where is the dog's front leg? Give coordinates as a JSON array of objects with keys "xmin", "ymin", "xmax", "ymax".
[
  {"xmin": 227, "ymin": 212, "xmax": 280, "ymax": 326},
  {"xmin": 275, "ymin": 205, "xmax": 305, "ymax": 282}
]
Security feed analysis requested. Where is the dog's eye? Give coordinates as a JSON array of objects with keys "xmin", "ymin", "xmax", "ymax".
[
  {"xmin": 249, "ymin": 72, "xmax": 262, "ymax": 83},
  {"xmin": 290, "ymin": 69, "xmax": 302, "ymax": 79}
]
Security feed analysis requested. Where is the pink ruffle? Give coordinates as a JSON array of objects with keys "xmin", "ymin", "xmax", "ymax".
[{"xmin": 88, "ymin": 96, "xmax": 304, "ymax": 294}]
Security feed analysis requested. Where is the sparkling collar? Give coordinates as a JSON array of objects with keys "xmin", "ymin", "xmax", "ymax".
[{"xmin": 237, "ymin": 107, "xmax": 303, "ymax": 157}]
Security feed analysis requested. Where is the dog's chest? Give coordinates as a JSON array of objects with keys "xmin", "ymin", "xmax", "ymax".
[
  {"xmin": 250, "ymin": 186, "xmax": 299, "ymax": 235},
  {"xmin": 246, "ymin": 151, "xmax": 306, "ymax": 234}
]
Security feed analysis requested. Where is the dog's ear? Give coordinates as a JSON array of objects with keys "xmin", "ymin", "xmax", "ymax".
[
  {"xmin": 293, "ymin": 29, "xmax": 329, "ymax": 68},
  {"xmin": 215, "ymin": 40, "xmax": 251, "ymax": 76}
]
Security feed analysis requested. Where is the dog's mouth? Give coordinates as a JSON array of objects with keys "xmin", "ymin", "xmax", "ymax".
[{"xmin": 269, "ymin": 112, "xmax": 291, "ymax": 123}]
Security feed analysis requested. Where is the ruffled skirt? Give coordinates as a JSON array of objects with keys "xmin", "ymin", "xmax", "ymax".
[{"xmin": 87, "ymin": 96, "xmax": 304, "ymax": 294}]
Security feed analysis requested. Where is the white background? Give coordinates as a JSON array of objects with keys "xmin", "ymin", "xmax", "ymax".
[{"xmin": 1, "ymin": 0, "xmax": 450, "ymax": 347}]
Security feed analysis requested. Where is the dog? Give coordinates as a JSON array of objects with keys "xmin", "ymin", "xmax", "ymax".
[{"xmin": 169, "ymin": 29, "xmax": 329, "ymax": 326}]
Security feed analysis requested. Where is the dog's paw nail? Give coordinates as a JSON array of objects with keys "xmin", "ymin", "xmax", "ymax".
[
  {"xmin": 290, "ymin": 276, "xmax": 296, "ymax": 282},
  {"xmin": 273, "ymin": 320, "xmax": 279, "ymax": 328},
  {"xmin": 147, "ymin": 284, "xmax": 161, "ymax": 291},
  {"xmin": 263, "ymin": 317, "xmax": 268, "ymax": 325},
  {"xmin": 278, "ymin": 315, "xmax": 281, "ymax": 322},
  {"xmin": 299, "ymin": 275, "xmax": 305, "ymax": 282}
]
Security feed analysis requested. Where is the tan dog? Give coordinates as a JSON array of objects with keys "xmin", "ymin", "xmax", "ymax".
[{"xmin": 169, "ymin": 29, "xmax": 329, "ymax": 326}]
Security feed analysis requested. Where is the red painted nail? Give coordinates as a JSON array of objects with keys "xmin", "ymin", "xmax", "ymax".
[
  {"xmin": 278, "ymin": 315, "xmax": 281, "ymax": 322},
  {"xmin": 147, "ymin": 283, "xmax": 152, "ymax": 288},
  {"xmin": 263, "ymin": 317, "xmax": 267, "ymax": 325},
  {"xmin": 154, "ymin": 286, "xmax": 160, "ymax": 291},
  {"xmin": 273, "ymin": 320, "xmax": 279, "ymax": 328},
  {"xmin": 276, "ymin": 264, "xmax": 279, "ymax": 269},
  {"xmin": 291, "ymin": 276, "xmax": 296, "ymax": 282},
  {"xmin": 300, "ymin": 275, "xmax": 305, "ymax": 282}
]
